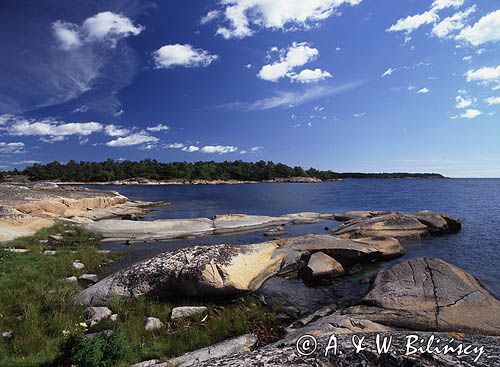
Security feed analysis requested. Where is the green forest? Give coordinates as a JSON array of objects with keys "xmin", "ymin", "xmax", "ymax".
[{"xmin": 3, "ymin": 159, "xmax": 445, "ymax": 182}]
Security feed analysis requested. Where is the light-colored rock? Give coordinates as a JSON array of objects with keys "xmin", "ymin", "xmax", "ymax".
[
  {"xmin": 5, "ymin": 248, "xmax": 29, "ymax": 253},
  {"xmin": 1, "ymin": 331, "xmax": 13, "ymax": 340},
  {"xmin": 79, "ymin": 274, "xmax": 99, "ymax": 283},
  {"xmin": 170, "ymin": 306, "xmax": 208, "ymax": 321},
  {"xmin": 65, "ymin": 276, "xmax": 78, "ymax": 283},
  {"xmin": 299, "ymin": 252, "xmax": 344, "ymax": 281},
  {"xmin": 43, "ymin": 250, "xmax": 57, "ymax": 255},
  {"xmin": 131, "ymin": 360, "xmax": 160, "ymax": 367},
  {"xmin": 163, "ymin": 334, "xmax": 257, "ymax": 367},
  {"xmin": 83, "ymin": 306, "xmax": 112, "ymax": 327},
  {"xmin": 76, "ymin": 241, "xmax": 283, "ymax": 305},
  {"xmin": 144, "ymin": 317, "xmax": 165, "ymax": 331},
  {"xmin": 110, "ymin": 314, "xmax": 118, "ymax": 322},
  {"xmin": 73, "ymin": 261, "xmax": 85, "ymax": 270},
  {"xmin": 48, "ymin": 234, "xmax": 63, "ymax": 244},
  {"xmin": 347, "ymin": 258, "xmax": 500, "ymax": 335}
]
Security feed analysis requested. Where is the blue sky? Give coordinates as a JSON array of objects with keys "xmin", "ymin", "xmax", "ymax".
[{"xmin": 0, "ymin": 0, "xmax": 499, "ymax": 177}]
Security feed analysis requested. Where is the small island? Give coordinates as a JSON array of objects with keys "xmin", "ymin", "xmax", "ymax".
[{"xmin": 2, "ymin": 159, "xmax": 446, "ymax": 184}]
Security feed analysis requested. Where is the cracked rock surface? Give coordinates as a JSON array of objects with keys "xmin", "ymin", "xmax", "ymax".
[{"xmin": 348, "ymin": 258, "xmax": 500, "ymax": 335}]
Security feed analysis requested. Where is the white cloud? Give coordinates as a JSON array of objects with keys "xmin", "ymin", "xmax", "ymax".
[
  {"xmin": 457, "ymin": 10, "xmax": 500, "ymax": 46},
  {"xmin": 52, "ymin": 21, "xmax": 82, "ymax": 50},
  {"xmin": 381, "ymin": 67, "xmax": 395, "ymax": 77},
  {"xmin": 153, "ymin": 44, "xmax": 218, "ymax": 69},
  {"xmin": 53, "ymin": 12, "xmax": 143, "ymax": 49},
  {"xmin": 104, "ymin": 124, "xmax": 130, "ymax": 137},
  {"xmin": 416, "ymin": 87, "xmax": 430, "ymax": 94},
  {"xmin": 213, "ymin": 0, "xmax": 362, "ymax": 39},
  {"xmin": 353, "ymin": 112, "xmax": 366, "ymax": 117},
  {"xmin": 113, "ymin": 109, "xmax": 125, "ymax": 117},
  {"xmin": 244, "ymin": 64, "xmax": 252, "ymax": 69},
  {"xmin": 455, "ymin": 90, "xmax": 475, "ymax": 108},
  {"xmin": 452, "ymin": 109, "xmax": 482, "ymax": 119},
  {"xmin": 7, "ymin": 117, "xmax": 103, "ymax": 137},
  {"xmin": 465, "ymin": 66, "xmax": 500, "ymax": 86},
  {"xmin": 290, "ymin": 68, "xmax": 332, "ymax": 83},
  {"xmin": 82, "ymin": 12, "xmax": 143, "ymax": 46},
  {"xmin": 200, "ymin": 10, "xmax": 221, "ymax": 25},
  {"xmin": 40, "ymin": 136, "xmax": 66, "ymax": 143},
  {"xmin": 257, "ymin": 42, "xmax": 331, "ymax": 83},
  {"xmin": 431, "ymin": 6, "xmax": 476, "ymax": 38},
  {"xmin": 219, "ymin": 82, "xmax": 363, "ymax": 111},
  {"xmin": 166, "ymin": 143, "xmax": 185, "ymax": 149},
  {"xmin": 106, "ymin": 132, "xmax": 158, "ymax": 147},
  {"xmin": 0, "ymin": 142, "xmax": 25, "ymax": 154},
  {"xmin": 486, "ymin": 96, "xmax": 500, "ymax": 105},
  {"xmin": 201, "ymin": 145, "xmax": 238, "ymax": 154},
  {"xmin": 462, "ymin": 55, "xmax": 472, "ymax": 61},
  {"xmin": 182, "ymin": 145, "xmax": 200, "ymax": 152},
  {"xmin": 431, "ymin": 0, "xmax": 464, "ymax": 11},
  {"xmin": 147, "ymin": 124, "xmax": 170, "ymax": 132},
  {"xmin": 72, "ymin": 105, "xmax": 88, "ymax": 113},
  {"xmin": 387, "ymin": 10, "xmax": 439, "ymax": 34}
]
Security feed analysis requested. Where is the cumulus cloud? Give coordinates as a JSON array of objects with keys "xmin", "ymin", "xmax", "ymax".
[
  {"xmin": 106, "ymin": 132, "xmax": 158, "ymax": 147},
  {"xmin": 485, "ymin": 96, "xmax": 500, "ymax": 105},
  {"xmin": 416, "ymin": 87, "xmax": 430, "ymax": 94},
  {"xmin": 457, "ymin": 10, "xmax": 500, "ymax": 46},
  {"xmin": 201, "ymin": 145, "xmax": 238, "ymax": 154},
  {"xmin": 290, "ymin": 68, "xmax": 332, "ymax": 83},
  {"xmin": 451, "ymin": 109, "xmax": 482, "ymax": 119},
  {"xmin": 166, "ymin": 143, "xmax": 185, "ymax": 149},
  {"xmin": 147, "ymin": 124, "xmax": 170, "ymax": 132},
  {"xmin": 104, "ymin": 124, "xmax": 130, "ymax": 137},
  {"xmin": 465, "ymin": 66, "xmax": 500, "ymax": 87},
  {"xmin": 257, "ymin": 42, "xmax": 330, "ymax": 83},
  {"xmin": 6, "ymin": 117, "xmax": 103, "ymax": 137},
  {"xmin": 387, "ymin": 11, "xmax": 439, "ymax": 34},
  {"xmin": 182, "ymin": 145, "xmax": 200, "ymax": 152},
  {"xmin": 432, "ymin": 6, "xmax": 476, "ymax": 38},
  {"xmin": 212, "ymin": 0, "xmax": 362, "ymax": 39},
  {"xmin": 0, "ymin": 142, "xmax": 25, "ymax": 154},
  {"xmin": 431, "ymin": 0, "xmax": 464, "ymax": 11},
  {"xmin": 52, "ymin": 12, "xmax": 143, "ymax": 49},
  {"xmin": 455, "ymin": 90, "xmax": 475, "ymax": 108},
  {"xmin": 153, "ymin": 44, "xmax": 218, "ymax": 69}
]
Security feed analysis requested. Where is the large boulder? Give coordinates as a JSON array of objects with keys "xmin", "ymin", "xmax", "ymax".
[
  {"xmin": 76, "ymin": 242, "xmax": 283, "ymax": 305},
  {"xmin": 298, "ymin": 252, "xmax": 345, "ymax": 282},
  {"xmin": 348, "ymin": 258, "xmax": 500, "ymax": 335}
]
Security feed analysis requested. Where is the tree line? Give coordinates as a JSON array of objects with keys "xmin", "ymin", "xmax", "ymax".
[{"xmin": 3, "ymin": 159, "xmax": 445, "ymax": 182}]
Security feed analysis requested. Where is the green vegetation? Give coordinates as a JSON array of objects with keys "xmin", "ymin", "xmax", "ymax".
[
  {"xmin": 0, "ymin": 225, "xmax": 280, "ymax": 366},
  {"xmin": 14, "ymin": 159, "xmax": 445, "ymax": 182}
]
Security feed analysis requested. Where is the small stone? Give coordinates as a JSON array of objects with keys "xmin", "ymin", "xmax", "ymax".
[
  {"xmin": 84, "ymin": 307, "xmax": 112, "ymax": 327},
  {"xmin": 170, "ymin": 306, "xmax": 208, "ymax": 321},
  {"xmin": 48, "ymin": 234, "xmax": 63, "ymax": 244},
  {"xmin": 97, "ymin": 249, "xmax": 111, "ymax": 254},
  {"xmin": 6, "ymin": 248, "xmax": 29, "ymax": 253},
  {"xmin": 78, "ymin": 274, "xmax": 99, "ymax": 283},
  {"xmin": 73, "ymin": 261, "xmax": 85, "ymax": 270},
  {"xmin": 299, "ymin": 252, "xmax": 345, "ymax": 282},
  {"xmin": 43, "ymin": 250, "xmax": 57, "ymax": 255},
  {"xmin": 64, "ymin": 230, "xmax": 78, "ymax": 236},
  {"xmin": 39, "ymin": 239, "xmax": 48, "ymax": 244},
  {"xmin": 348, "ymin": 263, "xmax": 363, "ymax": 275},
  {"xmin": 144, "ymin": 317, "xmax": 165, "ymax": 331},
  {"xmin": 1, "ymin": 331, "xmax": 13, "ymax": 340},
  {"xmin": 65, "ymin": 276, "xmax": 78, "ymax": 283},
  {"xmin": 110, "ymin": 314, "xmax": 118, "ymax": 322}
]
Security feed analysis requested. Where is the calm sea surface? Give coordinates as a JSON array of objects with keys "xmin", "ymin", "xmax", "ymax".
[{"xmin": 84, "ymin": 179, "xmax": 500, "ymax": 297}]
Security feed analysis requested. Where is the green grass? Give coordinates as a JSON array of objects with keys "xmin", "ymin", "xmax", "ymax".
[{"xmin": 0, "ymin": 225, "xmax": 280, "ymax": 366}]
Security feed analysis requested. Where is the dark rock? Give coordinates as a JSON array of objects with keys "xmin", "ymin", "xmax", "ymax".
[{"xmin": 348, "ymin": 263, "xmax": 363, "ymax": 275}]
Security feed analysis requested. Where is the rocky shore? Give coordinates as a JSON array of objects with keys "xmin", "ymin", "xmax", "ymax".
[
  {"xmin": 57, "ymin": 176, "xmax": 329, "ymax": 185},
  {"xmin": 0, "ymin": 182, "xmax": 162, "ymax": 241}
]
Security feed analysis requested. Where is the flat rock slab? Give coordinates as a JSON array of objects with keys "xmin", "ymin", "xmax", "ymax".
[
  {"xmin": 332, "ymin": 211, "xmax": 461, "ymax": 240},
  {"xmin": 195, "ymin": 332, "xmax": 500, "ymax": 366},
  {"xmin": 83, "ymin": 212, "xmax": 334, "ymax": 241},
  {"xmin": 349, "ymin": 258, "xmax": 500, "ymax": 335}
]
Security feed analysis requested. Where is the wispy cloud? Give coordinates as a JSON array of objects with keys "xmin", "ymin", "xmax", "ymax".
[{"xmin": 217, "ymin": 82, "xmax": 364, "ymax": 111}]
